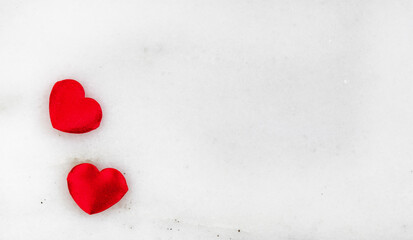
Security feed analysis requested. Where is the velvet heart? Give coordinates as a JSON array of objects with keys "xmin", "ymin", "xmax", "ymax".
[
  {"xmin": 67, "ymin": 163, "xmax": 128, "ymax": 215},
  {"xmin": 49, "ymin": 79, "xmax": 102, "ymax": 133}
]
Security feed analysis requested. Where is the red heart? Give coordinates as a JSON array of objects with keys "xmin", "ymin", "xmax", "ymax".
[
  {"xmin": 67, "ymin": 163, "xmax": 128, "ymax": 215},
  {"xmin": 49, "ymin": 79, "xmax": 102, "ymax": 133}
]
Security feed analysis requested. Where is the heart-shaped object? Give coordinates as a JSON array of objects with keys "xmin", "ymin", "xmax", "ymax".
[
  {"xmin": 49, "ymin": 79, "xmax": 102, "ymax": 133},
  {"xmin": 67, "ymin": 163, "xmax": 128, "ymax": 215}
]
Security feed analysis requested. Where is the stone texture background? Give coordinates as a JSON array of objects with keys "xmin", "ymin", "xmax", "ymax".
[{"xmin": 0, "ymin": 1, "xmax": 412, "ymax": 239}]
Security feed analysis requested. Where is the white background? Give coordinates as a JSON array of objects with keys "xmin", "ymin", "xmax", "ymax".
[{"xmin": 0, "ymin": 0, "xmax": 413, "ymax": 239}]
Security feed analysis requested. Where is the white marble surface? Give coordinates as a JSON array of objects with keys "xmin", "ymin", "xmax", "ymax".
[{"xmin": 1, "ymin": 0, "xmax": 413, "ymax": 239}]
